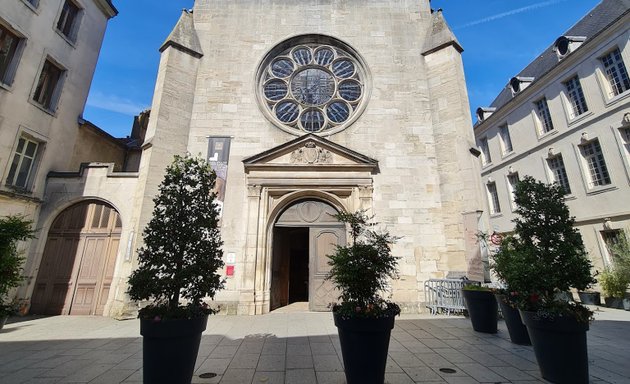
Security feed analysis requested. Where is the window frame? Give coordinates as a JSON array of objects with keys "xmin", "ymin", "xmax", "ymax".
[
  {"xmin": 55, "ymin": 0, "xmax": 83, "ymax": 44},
  {"xmin": 5, "ymin": 132, "xmax": 45, "ymax": 192},
  {"xmin": 479, "ymin": 136, "xmax": 492, "ymax": 166},
  {"xmin": 0, "ymin": 20, "xmax": 26, "ymax": 89},
  {"xmin": 506, "ymin": 172, "xmax": 519, "ymax": 211},
  {"xmin": 546, "ymin": 153, "xmax": 572, "ymax": 195},
  {"xmin": 31, "ymin": 56, "xmax": 66, "ymax": 114},
  {"xmin": 575, "ymin": 137, "xmax": 613, "ymax": 193},
  {"xmin": 20, "ymin": 0, "xmax": 40, "ymax": 11},
  {"xmin": 533, "ymin": 96, "xmax": 555, "ymax": 137},
  {"xmin": 498, "ymin": 124, "xmax": 514, "ymax": 156},
  {"xmin": 598, "ymin": 47, "xmax": 630, "ymax": 101},
  {"xmin": 600, "ymin": 229, "xmax": 627, "ymax": 267},
  {"xmin": 562, "ymin": 75, "xmax": 589, "ymax": 120},
  {"xmin": 486, "ymin": 180, "xmax": 501, "ymax": 216},
  {"xmin": 612, "ymin": 125, "xmax": 630, "ymax": 184}
]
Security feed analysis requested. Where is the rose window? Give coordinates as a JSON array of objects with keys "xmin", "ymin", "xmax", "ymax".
[{"xmin": 257, "ymin": 37, "xmax": 369, "ymax": 135}]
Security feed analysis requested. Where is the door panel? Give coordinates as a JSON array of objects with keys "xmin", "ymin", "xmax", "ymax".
[
  {"xmin": 30, "ymin": 236, "xmax": 80, "ymax": 314},
  {"xmin": 271, "ymin": 228, "xmax": 289, "ymax": 311},
  {"xmin": 70, "ymin": 237, "xmax": 107, "ymax": 315},
  {"xmin": 96, "ymin": 238, "xmax": 119, "ymax": 314},
  {"xmin": 309, "ymin": 227, "xmax": 345, "ymax": 311},
  {"xmin": 31, "ymin": 201, "xmax": 121, "ymax": 316}
]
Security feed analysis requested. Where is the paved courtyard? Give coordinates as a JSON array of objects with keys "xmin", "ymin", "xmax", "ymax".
[{"xmin": 1, "ymin": 305, "xmax": 629, "ymax": 383}]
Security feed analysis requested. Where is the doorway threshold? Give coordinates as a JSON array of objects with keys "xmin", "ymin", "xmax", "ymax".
[{"xmin": 270, "ymin": 302, "xmax": 310, "ymax": 313}]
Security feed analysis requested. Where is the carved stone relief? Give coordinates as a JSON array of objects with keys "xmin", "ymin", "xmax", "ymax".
[{"xmin": 290, "ymin": 142, "xmax": 333, "ymax": 164}]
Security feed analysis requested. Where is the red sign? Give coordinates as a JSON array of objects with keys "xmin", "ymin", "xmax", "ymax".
[
  {"xmin": 226, "ymin": 265, "xmax": 234, "ymax": 276},
  {"xmin": 490, "ymin": 232, "xmax": 503, "ymax": 245}
]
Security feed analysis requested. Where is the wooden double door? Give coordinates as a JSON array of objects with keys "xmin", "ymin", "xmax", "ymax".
[
  {"xmin": 31, "ymin": 201, "xmax": 121, "ymax": 316},
  {"xmin": 270, "ymin": 200, "xmax": 345, "ymax": 312}
]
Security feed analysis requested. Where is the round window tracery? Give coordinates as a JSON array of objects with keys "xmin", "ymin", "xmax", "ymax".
[{"xmin": 257, "ymin": 36, "xmax": 370, "ymax": 135}]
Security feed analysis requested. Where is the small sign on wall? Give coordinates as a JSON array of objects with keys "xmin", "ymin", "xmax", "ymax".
[
  {"xmin": 226, "ymin": 265, "xmax": 235, "ymax": 276},
  {"xmin": 226, "ymin": 252, "xmax": 236, "ymax": 264}
]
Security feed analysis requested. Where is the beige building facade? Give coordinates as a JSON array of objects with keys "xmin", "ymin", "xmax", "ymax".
[
  {"xmin": 110, "ymin": 0, "xmax": 483, "ymax": 316},
  {"xmin": 0, "ymin": 0, "xmax": 117, "ymax": 217},
  {"xmin": 0, "ymin": 1, "xmax": 121, "ymax": 315},
  {"xmin": 13, "ymin": 0, "xmax": 485, "ymax": 317},
  {"xmin": 474, "ymin": 0, "xmax": 630, "ymax": 275}
]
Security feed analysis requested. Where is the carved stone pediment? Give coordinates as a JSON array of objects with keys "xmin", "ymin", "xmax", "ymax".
[
  {"xmin": 243, "ymin": 133, "xmax": 379, "ymax": 174},
  {"xmin": 290, "ymin": 142, "xmax": 332, "ymax": 164}
]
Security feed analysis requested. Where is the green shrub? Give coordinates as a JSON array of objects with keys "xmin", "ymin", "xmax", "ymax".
[
  {"xmin": 461, "ymin": 284, "xmax": 490, "ymax": 291},
  {"xmin": 326, "ymin": 211, "xmax": 400, "ymax": 319},
  {"xmin": 599, "ymin": 269, "xmax": 628, "ymax": 299},
  {"xmin": 0, "ymin": 215, "xmax": 35, "ymax": 316}
]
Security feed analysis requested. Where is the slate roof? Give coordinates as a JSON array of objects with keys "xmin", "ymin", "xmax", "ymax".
[{"xmin": 488, "ymin": 0, "xmax": 630, "ymax": 110}]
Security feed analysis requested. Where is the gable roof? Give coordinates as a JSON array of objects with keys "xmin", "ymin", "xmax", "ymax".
[{"xmin": 243, "ymin": 133, "xmax": 379, "ymax": 174}]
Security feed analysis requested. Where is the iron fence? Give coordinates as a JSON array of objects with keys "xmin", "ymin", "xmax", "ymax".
[{"xmin": 424, "ymin": 278, "xmax": 481, "ymax": 315}]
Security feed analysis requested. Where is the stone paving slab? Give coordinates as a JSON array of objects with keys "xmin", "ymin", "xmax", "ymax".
[{"xmin": 0, "ymin": 306, "xmax": 629, "ymax": 383}]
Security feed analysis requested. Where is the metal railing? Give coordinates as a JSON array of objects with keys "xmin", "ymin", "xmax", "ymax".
[{"xmin": 424, "ymin": 278, "xmax": 481, "ymax": 315}]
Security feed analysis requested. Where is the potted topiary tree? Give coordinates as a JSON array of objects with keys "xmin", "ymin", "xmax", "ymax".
[
  {"xmin": 491, "ymin": 176, "xmax": 595, "ymax": 384},
  {"xmin": 0, "ymin": 215, "xmax": 34, "ymax": 329},
  {"xmin": 127, "ymin": 155, "xmax": 225, "ymax": 384},
  {"xmin": 326, "ymin": 210, "xmax": 400, "ymax": 384}
]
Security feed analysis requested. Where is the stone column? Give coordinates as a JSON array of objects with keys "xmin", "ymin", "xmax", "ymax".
[{"xmin": 240, "ymin": 184, "xmax": 262, "ymax": 314}]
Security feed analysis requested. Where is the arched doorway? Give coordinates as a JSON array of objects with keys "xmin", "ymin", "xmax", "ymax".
[
  {"xmin": 30, "ymin": 201, "xmax": 122, "ymax": 315},
  {"xmin": 270, "ymin": 199, "xmax": 345, "ymax": 311}
]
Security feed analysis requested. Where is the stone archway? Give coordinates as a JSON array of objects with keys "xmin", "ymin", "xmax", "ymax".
[
  {"xmin": 270, "ymin": 199, "xmax": 345, "ymax": 312},
  {"xmin": 30, "ymin": 201, "xmax": 121, "ymax": 315},
  {"xmin": 242, "ymin": 134, "xmax": 378, "ymax": 314}
]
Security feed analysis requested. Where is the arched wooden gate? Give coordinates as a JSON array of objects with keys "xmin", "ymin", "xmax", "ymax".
[{"xmin": 30, "ymin": 201, "xmax": 121, "ymax": 315}]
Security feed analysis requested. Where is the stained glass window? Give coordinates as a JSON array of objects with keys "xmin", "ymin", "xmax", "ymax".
[
  {"xmin": 327, "ymin": 102, "xmax": 351, "ymax": 123},
  {"xmin": 258, "ymin": 38, "xmax": 367, "ymax": 134}
]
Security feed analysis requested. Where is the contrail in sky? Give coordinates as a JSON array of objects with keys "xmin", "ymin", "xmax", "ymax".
[
  {"xmin": 453, "ymin": 0, "xmax": 570, "ymax": 30},
  {"xmin": 86, "ymin": 91, "xmax": 148, "ymax": 116}
]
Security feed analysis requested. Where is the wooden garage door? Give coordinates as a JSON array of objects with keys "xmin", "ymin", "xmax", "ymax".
[{"xmin": 31, "ymin": 202, "xmax": 121, "ymax": 315}]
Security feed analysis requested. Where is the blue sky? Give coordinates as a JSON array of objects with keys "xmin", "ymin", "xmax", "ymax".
[{"xmin": 84, "ymin": 0, "xmax": 601, "ymax": 138}]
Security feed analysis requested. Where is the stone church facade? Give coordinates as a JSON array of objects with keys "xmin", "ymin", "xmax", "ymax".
[{"xmin": 25, "ymin": 0, "xmax": 485, "ymax": 317}]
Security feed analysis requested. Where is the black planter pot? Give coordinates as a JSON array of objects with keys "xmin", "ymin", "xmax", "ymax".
[
  {"xmin": 577, "ymin": 291, "xmax": 601, "ymax": 306},
  {"xmin": 495, "ymin": 295, "xmax": 530, "ymax": 345},
  {"xmin": 0, "ymin": 315, "xmax": 8, "ymax": 330},
  {"xmin": 140, "ymin": 315, "xmax": 208, "ymax": 384},
  {"xmin": 520, "ymin": 310, "xmax": 589, "ymax": 384},
  {"xmin": 554, "ymin": 291, "xmax": 573, "ymax": 302},
  {"xmin": 461, "ymin": 289, "xmax": 497, "ymax": 333},
  {"xmin": 604, "ymin": 297, "xmax": 624, "ymax": 309},
  {"xmin": 334, "ymin": 312, "xmax": 395, "ymax": 384}
]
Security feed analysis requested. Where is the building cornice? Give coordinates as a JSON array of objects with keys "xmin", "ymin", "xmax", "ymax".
[
  {"xmin": 0, "ymin": 189, "xmax": 43, "ymax": 204},
  {"xmin": 94, "ymin": 0, "xmax": 118, "ymax": 19}
]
